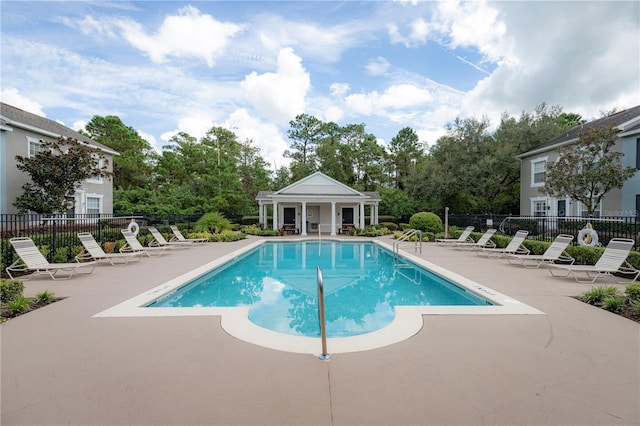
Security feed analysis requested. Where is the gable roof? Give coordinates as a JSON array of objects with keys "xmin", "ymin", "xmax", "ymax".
[
  {"xmin": 0, "ymin": 102, "xmax": 119, "ymax": 156},
  {"xmin": 256, "ymin": 172, "xmax": 379, "ymax": 202},
  {"xmin": 275, "ymin": 171, "xmax": 365, "ymax": 196},
  {"xmin": 518, "ymin": 105, "xmax": 640, "ymax": 158}
]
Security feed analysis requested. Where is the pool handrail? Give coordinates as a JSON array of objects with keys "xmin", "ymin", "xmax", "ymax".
[{"xmin": 317, "ymin": 266, "xmax": 331, "ymax": 360}]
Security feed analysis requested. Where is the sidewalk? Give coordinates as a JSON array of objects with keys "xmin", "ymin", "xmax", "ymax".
[{"xmin": 1, "ymin": 235, "xmax": 638, "ymax": 425}]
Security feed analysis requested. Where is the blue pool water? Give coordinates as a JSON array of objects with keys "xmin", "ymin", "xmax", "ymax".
[{"xmin": 148, "ymin": 241, "xmax": 492, "ymax": 337}]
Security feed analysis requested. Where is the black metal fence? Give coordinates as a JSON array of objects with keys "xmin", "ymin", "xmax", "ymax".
[
  {"xmin": 0, "ymin": 213, "xmax": 207, "ymax": 268},
  {"xmin": 442, "ymin": 214, "xmax": 639, "ymax": 247}
]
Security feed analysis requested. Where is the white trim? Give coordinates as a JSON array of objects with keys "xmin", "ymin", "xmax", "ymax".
[
  {"xmin": 530, "ymin": 156, "xmax": 547, "ymax": 187},
  {"xmin": 531, "ymin": 197, "xmax": 548, "ymax": 216},
  {"xmin": 83, "ymin": 193, "xmax": 104, "ymax": 215}
]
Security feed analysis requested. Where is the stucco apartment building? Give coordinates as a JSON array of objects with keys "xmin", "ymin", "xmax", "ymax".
[
  {"xmin": 517, "ymin": 105, "xmax": 640, "ymax": 218},
  {"xmin": 0, "ymin": 102, "xmax": 118, "ymax": 215}
]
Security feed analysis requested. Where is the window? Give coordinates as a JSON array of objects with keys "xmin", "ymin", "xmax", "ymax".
[
  {"xmin": 532, "ymin": 199, "xmax": 547, "ymax": 217},
  {"xmin": 579, "ymin": 201, "xmax": 601, "ymax": 218},
  {"xmin": 86, "ymin": 196, "xmax": 102, "ymax": 215},
  {"xmin": 28, "ymin": 137, "xmax": 47, "ymax": 158},
  {"xmin": 86, "ymin": 156, "xmax": 104, "ymax": 184},
  {"xmin": 530, "ymin": 157, "xmax": 547, "ymax": 187}
]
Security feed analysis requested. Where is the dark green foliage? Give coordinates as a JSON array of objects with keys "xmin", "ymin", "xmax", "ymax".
[
  {"xmin": 194, "ymin": 212, "xmax": 231, "ymax": 234},
  {"xmin": 409, "ymin": 212, "xmax": 443, "ymax": 233},
  {"xmin": 625, "ymin": 284, "xmax": 640, "ymax": 301},
  {"xmin": 34, "ymin": 290, "xmax": 56, "ymax": 305},
  {"xmin": 0, "ymin": 279, "xmax": 25, "ymax": 303},
  {"xmin": 579, "ymin": 286, "xmax": 619, "ymax": 305},
  {"xmin": 13, "ymin": 137, "xmax": 112, "ymax": 213},
  {"xmin": 380, "ymin": 222, "xmax": 398, "ymax": 231},
  {"xmin": 7, "ymin": 296, "xmax": 31, "ymax": 316},
  {"xmin": 602, "ymin": 297, "xmax": 625, "ymax": 312},
  {"xmin": 491, "ymin": 234, "xmax": 512, "ymax": 249}
]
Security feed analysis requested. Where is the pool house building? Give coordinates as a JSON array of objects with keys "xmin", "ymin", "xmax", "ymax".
[{"xmin": 256, "ymin": 172, "xmax": 380, "ymax": 236}]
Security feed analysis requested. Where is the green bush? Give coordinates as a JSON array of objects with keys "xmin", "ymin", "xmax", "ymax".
[
  {"xmin": 491, "ymin": 234, "xmax": 511, "ymax": 249},
  {"xmin": 7, "ymin": 296, "xmax": 31, "ymax": 316},
  {"xmin": 34, "ymin": 290, "xmax": 55, "ymax": 305},
  {"xmin": 52, "ymin": 247, "xmax": 69, "ymax": 263},
  {"xmin": 241, "ymin": 216, "xmax": 261, "ymax": 225},
  {"xmin": 399, "ymin": 223, "xmax": 410, "ymax": 231},
  {"xmin": 579, "ymin": 286, "xmax": 619, "ymax": 305},
  {"xmin": 565, "ymin": 245, "xmax": 604, "ymax": 266},
  {"xmin": 602, "ymin": 297, "xmax": 625, "ymax": 312},
  {"xmin": 625, "ymin": 283, "xmax": 640, "ymax": 301},
  {"xmin": 194, "ymin": 212, "xmax": 231, "ymax": 234},
  {"xmin": 0, "ymin": 279, "xmax": 25, "ymax": 303},
  {"xmin": 380, "ymin": 222, "xmax": 398, "ymax": 231},
  {"xmin": 521, "ymin": 240, "xmax": 551, "ymax": 256},
  {"xmin": 378, "ymin": 215, "xmax": 398, "ymax": 224},
  {"xmin": 409, "ymin": 212, "xmax": 443, "ymax": 234}
]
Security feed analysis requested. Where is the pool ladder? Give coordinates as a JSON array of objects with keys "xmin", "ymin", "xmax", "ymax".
[
  {"xmin": 317, "ymin": 266, "xmax": 331, "ymax": 360},
  {"xmin": 393, "ymin": 229, "xmax": 423, "ymax": 259}
]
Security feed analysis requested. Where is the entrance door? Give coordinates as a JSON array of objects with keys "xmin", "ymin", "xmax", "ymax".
[
  {"xmin": 283, "ymin": 207, "xmax": 296, "ymax": 225},
  {"xmin": 342, "ymin": 207, "xmax": 354, "ymax": 225},
  {"xmin": 557, "ymin": 199, "xmax": 566, "ymax": 217}
]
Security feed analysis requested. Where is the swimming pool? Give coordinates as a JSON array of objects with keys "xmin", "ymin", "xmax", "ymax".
[
  {"xmin": 147, "ymin": 241, "xmax": 491, "ymax": 338},
  {"xmin": 96, "ymin": 238, "xmax": 543, "ymax": 354}
]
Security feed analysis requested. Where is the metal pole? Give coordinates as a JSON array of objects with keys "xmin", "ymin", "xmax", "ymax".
[
  {"xmin": 444, "ymin": 207, "xmax": 449, "ymax": 238},
  {"xmin": 317, "ymin": 266, "xmax": 331, "ymax": 360}
]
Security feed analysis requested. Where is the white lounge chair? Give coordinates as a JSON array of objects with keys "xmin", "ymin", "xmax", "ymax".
[
  {"xmin": 170, "ymin": 225, "xmax": 208, "ymax": 243},
  {"xmin": 120, "ymin": 229, "xmax": 171, "ymax": 257},
  {"xmin": 435, "ymin": 226, "xmax": 474, "ymax": 246},
  {"xmin": 549, "ymin": 238, "xmax": 639, "ymax": 283},
  {"xmin": 148, "ymin": 227, "xmax": 191, "ymax": 249},
  {"xmin": 76, "ymin": 232, "xmax": 143, "ymax": 266},
  {"xmin": 6, "ymin": 237, "xmax": 96, "ymax": 280},
  {"xmin": 477, "ymin": 230, "xmax": 530, "ymax": 258},
  {"xmin": 506, "ymin": 234, "xmax": 575, "ymax": 268},
  {"xmin": 455, "ymin": 228, "xmax": 497, "ymax": 250}
]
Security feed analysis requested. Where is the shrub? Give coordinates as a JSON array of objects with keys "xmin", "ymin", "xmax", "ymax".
[
  {"xmin": 602, "ymin": 297, "xmax": 625, "ymax": 312},
  {"xmin": 491, "ymin": 234, "xmax": 511, "ymax": 249},
  {"xmin": 0, "ymin": 278, "xmax": 25, "ymax": 303},
  {"xmin": 52, "ymin": 247, "xmax": 69, "ymax": 263},
  {"xmin": 381, "ymin": 222, "xmax": 398, "ymax": 231},
  {"xmin": 409, "ymin": 212, "xmax": 443, "ymax": 234},
  {"xmin": 565, "ymin": 245, "xmax": 604, "ymax": 266},
  {"xmin": 7, "ymin": 296, "xmax": 31, "ymax": 316},
  {"xmin": 378, "ymin": 215, "xmax": 398, "ymax": 224},
  {"xmin": 399, "ymin": 223, "xmax": 410, "ymax": 231},
  {"xmin": 34, "ymin": 290, "xmax": 55, "ymax": 305},
  {"xmin": 579, "ymin": 286, "xmax": 619, "ymax": 305},
  {"xmin": 194, "ymin": 212, "xmax": 231, "ymax": 234},
  {"xmin": 625, "ymin": 283, "xmax": 640, "ymax": 301}
]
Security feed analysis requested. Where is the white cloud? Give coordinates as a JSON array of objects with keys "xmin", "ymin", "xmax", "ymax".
[
  {"xmin": 365, "ymin": 57, "xmax": 391, "ymax": 76},
  {"xmin": 254, "ymin": 14, "xmax": 361, "ymax": 63},
  {"xmin": 462, "ymin": 1, "xmax": 639, "ymax": 124},
  {"xmin": 136, "ymin": 129, "xmax": 160, "ymax": 153},
  {"xmin": 241, "ymin": 47, "xmax": 310, "ymax": 125},
  {"xmin": 56, "ymin": 15, "xmax": 118, "ymax": 39},
  {"xmin": 115, "ymin": 5, "xmax": 244, "ymax": 67},
  {"xmin": 345, "ymin": 84, "xmax": 433, "ymax": 115},
  {"xmin": 72, "ymin": 120, "xmax": 87, "ymax": 131},
  {"xmin": 330, "ymin": 83, "xmax": 350, "ymax": 98},
  {"xmin": 1, "ymin": 88, "xmax": 46, "ymax": 116},
  {"xmin": 225, "ymin": 109, "xmax": 289, "ymax": 169}
]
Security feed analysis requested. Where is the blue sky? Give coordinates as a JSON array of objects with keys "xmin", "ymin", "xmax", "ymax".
[{"xmin": 1, "ymin": 1, "xmax": 638, "ymax": 168}]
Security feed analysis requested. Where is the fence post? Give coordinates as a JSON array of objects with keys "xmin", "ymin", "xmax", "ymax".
[{"xmin": 51, "ymin": 216, "xmax": 57, "ymax": 263}]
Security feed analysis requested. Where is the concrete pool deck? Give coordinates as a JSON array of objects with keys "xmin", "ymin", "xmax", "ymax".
[{"xmin": 2, "ymin": 235, "xmax": 639, "ymax": 425}]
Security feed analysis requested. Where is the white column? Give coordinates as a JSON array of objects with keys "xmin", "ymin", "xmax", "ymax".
[
  {"xmin": 301, "ymin": 201, "xmax": 307, "ymax": 236},
  {"xmin": 272, "ymin": 201, "xmax": 278, "ymax": 231},
  {"xmin": 359, "ymin": 202, "xmax": 365, "ymax": 229},
  {"xmin": 330, "ymin": 202, "xmax": 337, "ymax": 236},
  {"xmin": 258, "ymin": 201, "xmax": 264, "ymax": 227},
  {"xmin": 374, "ymin": 204, "xmax": 379, "ymax": 225}
]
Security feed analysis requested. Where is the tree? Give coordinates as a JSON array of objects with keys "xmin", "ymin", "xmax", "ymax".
[
  {"xmin": 14, "ymin": 137, "xmax": 112, "ymax": 214},
  {"xmin": 544, "ymin": 125, "xmax": 636, "ymax": 215},
  {"xmin": 285, "ymin": 113, "xmax": 323, "ymax": 181},
  {"xmin": 83, "ymin": 115, "xmax": 154, "ymax": 189},
  {"xmin": 388, "ymin": 127, "xmax": 424, "ymax": 190}
]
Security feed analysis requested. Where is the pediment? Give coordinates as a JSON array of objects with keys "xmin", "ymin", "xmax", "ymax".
[{"xmin": 275, "ymin": 172, "xmax": 364, "ymax": 197}]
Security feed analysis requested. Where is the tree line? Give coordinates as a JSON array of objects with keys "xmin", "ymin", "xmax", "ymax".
[
  {"xmin": 15, "ymin": 103, "xmax": 604, "ymax": 217},
  {"xmin": 75, "ymin": 103, "xmax": 588, "ymax": 219}
]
